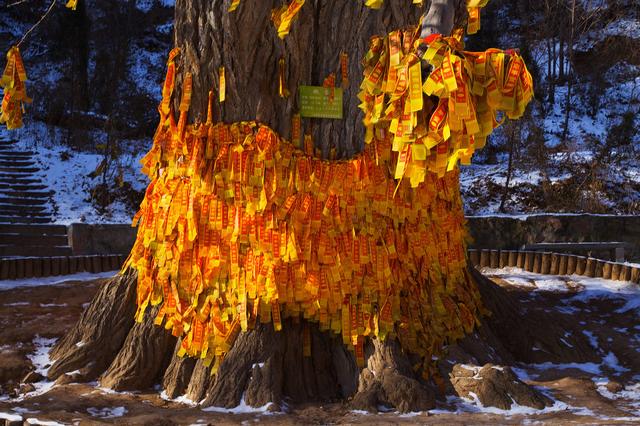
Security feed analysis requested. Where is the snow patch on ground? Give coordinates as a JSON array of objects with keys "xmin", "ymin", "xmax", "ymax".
[
  {"xmin": 0, "ymin": 271, "xmax": 116, "ymax": 291},
  {"xmin": 87, "ymin": 406, "xmax": 127, "ymax": 419},
  {"xmin": 93, "ymin": 387, "xmax": 136, "ymax": 397},
  {"xmin": 602, "ymin": 352, "xmax": 630, "ymax": 374},
  {"xmin": 461, "ymin": 392, "xmax": 569, "ymax": 416},
  {"xmin": 8, "ymin": 337, "xmax": 59, "ymax": 402},
  {"xmin": 525, "ymin": 361, "xmax": 603, "ymax": 375},
  {"xmin": 424, "ymin": 394, "xmax": 570, "ymax": 417},
  {"xmin": 426, "ymin": 392, "xmax": 640, "ymax": 422},
  {"xmin": 583, "ymin": 330, "xmax": 599, "ymax": 349},
  {"xmin": 596, "ymin": 381, "xmax": 640, "ymax": 416},
  {"xmin": 0, "ymin": 412, "xmax": 23, "ymax": 422},
  {"xmin": 160, "ymin": 391, "xmax": 198, "ymax": 406},
  {"xmin": 25, "ymin": 419, "xmax": 67, "ymax": 426},
  {"xmin": 482, "ymin": 268, "xmax": 640, "ymax": 306},
  {"xmin": 202, "ymin": 393, "xmax": 276, "ymax": 414},
  {"xmin": 28, "ymin": 337, "xmax": 57, "ymax": 377},
  {"xmin": 484, "ymin": 268, "xmax": 636, "ymax": 378}
]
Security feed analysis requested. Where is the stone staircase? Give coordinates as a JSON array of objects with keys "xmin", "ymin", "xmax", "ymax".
[
  {"xmin": 0, "ymin": 136, "xmax": 53, "ymax": 225},
  {"xmin": 0, "ymin": 135, "xmax": 73, "ymax": 258}
]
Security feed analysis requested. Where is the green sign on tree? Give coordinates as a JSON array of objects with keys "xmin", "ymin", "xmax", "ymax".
[{"xmin": 299, "ymin": 85, "xmax": 343, "ymax": 119}]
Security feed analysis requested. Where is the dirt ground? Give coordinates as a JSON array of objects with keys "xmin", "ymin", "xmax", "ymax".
[{"xmin": 0, "ymin": 273, "xmax": 639, "ymax": 425}]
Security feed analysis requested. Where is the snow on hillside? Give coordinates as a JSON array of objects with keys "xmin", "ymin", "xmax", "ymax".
[
  {"xmin": 135, "ymin": 0, "xmax": 175, "ymax": 13},
  {"xmin": 9, "ymin": 122, "xmax": 148, "ymax": 224},
  {"xmin": 460, "ymin": 1, "xmax": 640, "ymax": 216}
]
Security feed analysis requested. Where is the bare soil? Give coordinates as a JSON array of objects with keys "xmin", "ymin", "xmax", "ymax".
[{"xmin": 0, "ymin": 274, "xmax": 639, "ymax": 425}]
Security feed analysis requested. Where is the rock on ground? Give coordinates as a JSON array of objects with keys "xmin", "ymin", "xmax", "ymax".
[{"xmin": 449, "ymin": 363, "xmax": 553, "ymax": 410}]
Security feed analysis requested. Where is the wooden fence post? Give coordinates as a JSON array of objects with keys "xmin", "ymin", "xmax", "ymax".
[
  {"xmin": 490, "ymin": 250, "xmax": 500, "ymax": 269},
  {"xmin": 576, "ymin": 257, "xmax": 587, "ymax": 276},
  {"xmin": 594, "ymin": 260, "xmax": 604, "ymax": 278},
  {"xmin": 41, "ymin": 258, "xmax": 51, "ymax": 277},
  {"xmin": 620, "ymin": 265, "xmax": 632, "ymax": 282},
  {"xmin": 51, "ymin": 258, "xmax": 61, "ymax": 277},
  {"xmin": 0, "ymin": 260, "xmax": 8, "ymax": 280},
  {"xmin": 15, "ymin": 258, "xmax": 25, "ymax": 279},
  {"xmin": 532, "ymin": 252, "xmax": 542, "ymax": 273},
  {"xmin": 524, "ymin": 252, "xmax": 534, "ymax": 272},
  {"xmin": 585, "ymin": 258, "xmax": 596, "ymax": 278},
  {"xmin": 611, "ymin": 263, "xmax": 621, "ymax": 281},
  {"xmin": 499, "ymin": 251, "xmax": 509, "ymax": 268},
  {"xmin": 541, "ymin": 252, "xmax": 551, "ymax": 275},
  {"xmin": 479, "ymin": 249, "xmax": 490, "ymax": 268},
  {"xmin": 550, "ymin": 253, "xmax": 559, "ymax": 275},
  {"xmin": 468, "ymin": 249, "xmax": 479, "ymax": 267}
]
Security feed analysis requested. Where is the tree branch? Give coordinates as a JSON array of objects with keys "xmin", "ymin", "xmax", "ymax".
[
  {"xmin": 16, "ymin": 0, "xmax": 57, "ymax": 48},
  {"xmin": 419, "ymin": 0, "xmax": 467, "ymax": 38}
]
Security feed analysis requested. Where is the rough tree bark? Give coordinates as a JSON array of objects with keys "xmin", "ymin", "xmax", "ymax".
[
  {"xmin": 173, "ymin": 0, "xmax": 467, "ymax": 158},
  {"xmin": 46, "ymin": 0, "xmax": 597, "ymax": 414}
]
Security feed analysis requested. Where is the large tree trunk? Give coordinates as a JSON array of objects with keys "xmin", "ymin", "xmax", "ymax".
[
  {"xmin": 173, "ymin": 0, "xmax": 466, "ymax": 158},
  {"xmin": 46, "ymin": 0, "xmax": 595, "ymax": 414}
]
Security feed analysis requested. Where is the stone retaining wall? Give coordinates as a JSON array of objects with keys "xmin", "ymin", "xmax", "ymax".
[
  {"xmin": 67, "ymin": 223, "xmax": 137, "ymax": 256},
  {"xmin": 63, "ymin": 214, "xmax": 640, "ymax": 260},
  {"xmin": 3, "ymin": 215, "xmax": 639, "ymax": 281},
  {"xmin": 466, "ymin": 214, "xmax": 640, "ymax": 261}
]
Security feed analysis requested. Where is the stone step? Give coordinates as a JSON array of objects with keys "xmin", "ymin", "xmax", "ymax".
[
  {"xmin": 0, "ymin": 183, "xmax": 48, "ymax": 191},
  {"xmin": 0, "ymin": 150, "xmax": 34, "ymax": 157},
  {"xmin": 0, "ymin": 204, "xmax": 51, "ymax": 217},
  {"xmin": 0, "ymin": 215, "xmax": 52, "ymax": 223},
  {"xmin": 0, "ymin": 173, "xmax": 41, "ymax": 182},
  {"xmin": 0, "ymin": 189, "xmax": 52, "ymax": 198},
  {"xmin": 0, "ymin": 155, "xmax": 34, "ymax": 162},
  {"xmin": 0, "ymin": 176, "xmax": 43, "ymax": 185},
  {"xmin": 0, "ymin": 160, "xmax": 36, "ymax": 167},
  {"xmin": 1, "ymin": 210, "xmax": 53, "ymax": 221},
  {"xmin": 0, "ymin": 244, "xmax": 72, "ymax": 258},
  {"xmin": 0, "ymin": 233, "xmax": 68, "ymax": 246},
  {"xmin": 0, "ymin": 167, "xmax": 39, "ymax": 174},
  {"xmin": 0, "ymin": 216, "xmax": 52, "ymax": 224},
  {"xmin": 0, "ymin": 205, "xmax": 49, "ymax": 215},
  {"xmin": 0, "ymin": 196, "xmax": 49, "ymax": 206},
  {"xmin": 0, "ymin": 224, "xmax": 67, "ymax": 235}
]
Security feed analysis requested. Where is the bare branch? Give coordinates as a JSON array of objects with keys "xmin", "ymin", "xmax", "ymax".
[
  {"xmin": 6, "ymin": 0, "xmax": 31, "ymax": 7},
  {"xmin": 16, "ymin": 0, "xmax": 57, "ymax": 48}
]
